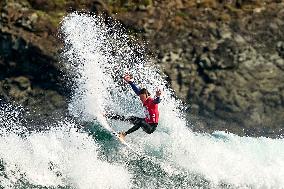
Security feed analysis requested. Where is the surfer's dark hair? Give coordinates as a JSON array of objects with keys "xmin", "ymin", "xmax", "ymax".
[{"xmin": 140, "ymin": 88, "xmax": 151, "ymax": 96}]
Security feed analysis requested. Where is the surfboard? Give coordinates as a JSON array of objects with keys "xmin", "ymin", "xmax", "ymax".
[
  {"xmin": 110, "ymin": 130, "xmax": 126, "ymax": 144},
  {"xmin": 96, "ymin": 114, "xmax": 141, "ymax": 155},
  {"xmin": 110, "ymin": 127, "xmax": 142, "ymax": 156}
]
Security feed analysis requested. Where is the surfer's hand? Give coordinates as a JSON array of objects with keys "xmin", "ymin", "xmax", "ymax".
[
  {"xmin": 123, "ymin": 74, "xmax": 133, "ymax": 82},
  {"xmin": 156, "ymin": 89, "xmax": 162, "ymax": 97}
]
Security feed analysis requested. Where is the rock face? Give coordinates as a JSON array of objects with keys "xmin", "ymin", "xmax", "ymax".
[
  {"xmin": 1, "ymin": 0, "xmax": 284, "ymax": 136},
  {"xmin": 0, "ymin": 0, "xmax": 67, "ymax": 117},
  {"xmin": 0, "ymin": 0, "xmax": 108, "ymax": 119}
]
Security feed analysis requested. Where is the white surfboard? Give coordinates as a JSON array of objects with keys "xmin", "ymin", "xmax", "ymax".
[{"xmin": 96, "ymin": 114, "xmax": 141, "ymax": 156}]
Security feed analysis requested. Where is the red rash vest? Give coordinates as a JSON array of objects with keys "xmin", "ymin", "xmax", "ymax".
[
  {"xmin": 143, "ymin": 97, "xmax": 159, "ymax": 124},
  {"xmin": 128, "ymin": 81, "xmax": 161, "ymax": 124}
]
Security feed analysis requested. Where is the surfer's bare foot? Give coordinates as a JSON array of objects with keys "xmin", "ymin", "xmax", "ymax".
[{"xmin": 118, "ymin": 132, "xmax": 126, "ymax": 140}]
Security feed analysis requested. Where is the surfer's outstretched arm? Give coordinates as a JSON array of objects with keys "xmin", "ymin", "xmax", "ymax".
[
  {"xmin": 104, "ymin": 113, "xmax": 141, "ymax": 124},
  {"xmin": 123, "ymin": 74, "xmax": 141, "ymax": 95},
  {"xmin": 104, "ymin": 113, "xmax": 127, "ymax": 121},
  {"xmin": 153, "ymin": 89, "xmax": 162, "ymax": 104},
  {"xmin": 128, "ymin": 81, "xmax": 140, "ymax": 95},
  {"xmin": 153, "ymin": 96, "xmax": 161, "ymax": 104}
]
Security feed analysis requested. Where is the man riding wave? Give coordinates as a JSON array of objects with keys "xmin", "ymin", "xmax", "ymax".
[{"xmin": 105, "ymin": 73, "xmax": 162, "ymax": 140}]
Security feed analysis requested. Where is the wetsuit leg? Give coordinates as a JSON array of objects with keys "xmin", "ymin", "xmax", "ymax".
[
  {"xmin": 105, "ymin": 113, "xmax": 143, "ymax": 135},
  {"xmin": 126, "ymin": 119, "xmax": 157, "ymax": 135},
  {"xmin": 141, "ymin": 122, "xmax": 158, "ymax": 134},
  {"xmin": 125, "ymin": 117, "xmax": 144, "ymax": 135},
  {"xmin": 125, "ymin": 124, "xmax": 141, "ymax": 135}
]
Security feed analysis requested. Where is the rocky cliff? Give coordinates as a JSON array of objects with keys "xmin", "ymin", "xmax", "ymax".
[{"xmin": 1, "ymin": 0, "xmax": 284, "ymax": 137}]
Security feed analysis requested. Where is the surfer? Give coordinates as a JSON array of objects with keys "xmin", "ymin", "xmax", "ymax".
[{"xmin": 106, "ymin": 73, "xmax": 162, "ymax": 140}]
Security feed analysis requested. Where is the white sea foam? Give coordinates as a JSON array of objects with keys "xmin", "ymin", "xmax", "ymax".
[{"xmin": 0, "ymin": 106, "xmax": 131, "ymax": 189}]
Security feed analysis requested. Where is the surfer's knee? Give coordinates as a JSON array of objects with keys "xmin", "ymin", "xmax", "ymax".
[{"xmin": 145, "ymin": 130, "xmax": 154, "ymax": 134}]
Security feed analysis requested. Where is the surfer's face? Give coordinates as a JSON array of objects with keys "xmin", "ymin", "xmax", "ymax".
[{"xmin": 139, "ymin": 93, "xmax": 148, "ymax": 103}]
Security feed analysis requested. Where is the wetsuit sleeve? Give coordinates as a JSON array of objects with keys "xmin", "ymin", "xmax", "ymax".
[
  {"xmin": 153, "ymin": 96, "xmax": 161, "ymax": 104},
  {"xmin": 128, "ymin": 81, "xmax": 140, "ymax": 96}
]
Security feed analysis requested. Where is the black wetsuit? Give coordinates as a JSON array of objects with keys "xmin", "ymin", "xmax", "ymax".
[{"xmin": 106, "ymin": 114, "xmax": 157, "ymax": 135}]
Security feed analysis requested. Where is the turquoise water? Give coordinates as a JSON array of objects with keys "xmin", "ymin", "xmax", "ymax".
[{"xmin": 1, "ymin": 13, "xmax": 284, "ymax": 189}]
